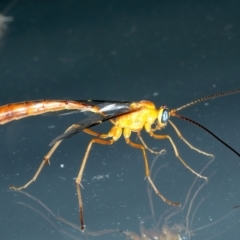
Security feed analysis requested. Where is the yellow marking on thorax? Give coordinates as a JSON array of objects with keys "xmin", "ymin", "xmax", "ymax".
[{"xmin": 115, "ymin": 101, "xmax": 158, "ymax": 132}]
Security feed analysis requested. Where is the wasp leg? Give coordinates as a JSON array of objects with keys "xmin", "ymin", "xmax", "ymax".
[
  {"xmin": 169, "ymin": 120, "xmax": 214, "ymax": 158},
  {"xmin": 137, "ymin": 132, "xmax": 166, "ymax": 155},
  {"xmin": 75, "ymin": 137, "xmax": 115, "ymax": 230},
  {"xmin": 124, "ymin": 136, "xmax": 180, "ymax": 207},
  {"xmin": 83, "ymin": 128, "xmax": 110, "ymax": 138},
  {"xmin": 149, "ymin": 131, "xmax": 207, "ymax": 180},
  {"xmin": 10, "ymin": 125, "xmax": 75, "ymax": 191}
]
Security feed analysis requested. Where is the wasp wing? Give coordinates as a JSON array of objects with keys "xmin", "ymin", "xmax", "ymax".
[
  {"xmin": 76, "ymin": 99, "xmax": 130, "ymax": 104},
  {"xmin": 41, "ymin": 100, "xmax": 131, "ymax": 117},
  {"xmin": 49, "ymin": 101, "xmax": 137, "ymax": 146},
  {"xmin": 79, "ymin": 101, "xmax": 132, "ymax": 114}
]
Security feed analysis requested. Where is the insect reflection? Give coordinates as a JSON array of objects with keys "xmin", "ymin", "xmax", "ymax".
[
  {"xmin": 116, "ymin": 157, "xmax": 239, "ymax": 240},
  {"xmin": 15, "ymin": 190, "xmax": 118, "ymax": 240},
  {"xmin": 15, "ymin": 156, "xmax": 239, "ymax": 240},
  {"xmin": 2, "ymin": 89, "xmax": 240, "ymax": 230},
  {"xmin": 120, "ymin": 158, "xmax": 211, "ymax": 240}
]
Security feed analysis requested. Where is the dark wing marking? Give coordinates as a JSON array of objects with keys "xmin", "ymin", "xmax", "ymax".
[
  {"xmin": 57, "ymin": 102, "xmax": 131, "ymax": 116},
  {"xmin": 43, "ymin": 101, "xmax": 132, "ymax": 116},
  {"xmin": 49, "ymin": 107, "xmax": 139, "ymax": 146},
  {"xmin": 55, "ymin": 100, "xmax": 132, "ymax": 115}
]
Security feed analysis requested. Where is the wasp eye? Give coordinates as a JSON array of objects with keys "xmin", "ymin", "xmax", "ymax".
[{"xmin": 161, "ymin": 109, "xmax": 169, "ymax": 123}]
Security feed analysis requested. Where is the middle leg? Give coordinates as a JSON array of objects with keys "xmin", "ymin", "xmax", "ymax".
[{"xmin": 124, "ymin": 136, "xmax": 180, "ymax": 207}]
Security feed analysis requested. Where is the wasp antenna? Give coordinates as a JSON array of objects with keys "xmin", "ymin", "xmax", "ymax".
[
  {"xmin": 173, "ymin": 113, "xmax": 240, "ymax": 158},
  {"xmin": 175, "ymin": 88, "xmax": 240, "ymax": 112}
]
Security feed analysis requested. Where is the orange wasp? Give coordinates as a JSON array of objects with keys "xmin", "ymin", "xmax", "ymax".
[{"xmin": 1, "ymin": 89, "xmax": 240, "ymax": 230}]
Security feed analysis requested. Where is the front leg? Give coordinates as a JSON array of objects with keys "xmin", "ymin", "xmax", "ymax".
[{"xmin": 148, "ymin": 130, "xmax": 207, "ymax": 180}]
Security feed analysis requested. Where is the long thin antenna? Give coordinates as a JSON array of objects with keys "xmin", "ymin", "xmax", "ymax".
[
  {"xmin": 172, "ymin": 112, "xmax": 240, "ymax": 157},
  {"xmin": 174, "ymin": 88, "xmax": 240, "ymax": 112}
]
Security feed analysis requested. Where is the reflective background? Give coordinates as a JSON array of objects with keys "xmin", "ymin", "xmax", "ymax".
[{"xmin": 0, "ymin": 0, "xmax": 240, "ymax": 239}]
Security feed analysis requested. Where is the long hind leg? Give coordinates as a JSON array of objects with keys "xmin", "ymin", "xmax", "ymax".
[
  {"xmin": 75, "ymin": 125, "xmax": 123, "ymax": 230},
  {"xmin": 10, "ymin": 125, "xmax": 75, "ymax": 190}
]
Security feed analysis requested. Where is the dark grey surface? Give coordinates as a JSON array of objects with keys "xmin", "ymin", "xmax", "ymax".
[{"xmin": 0, "ymin": 0, "xmax": 240, "ymax": 239}]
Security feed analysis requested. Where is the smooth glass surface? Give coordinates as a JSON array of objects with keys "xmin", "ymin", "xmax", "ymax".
[{"xmin": 0, "ymin": 1, "xmax": 240, "ymax": 239}]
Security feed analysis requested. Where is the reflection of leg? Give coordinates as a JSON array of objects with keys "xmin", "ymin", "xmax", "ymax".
[
  {"xmin": 149, "ymin": 131, "xmax": 207, "ymax": 180},
  {"xmin": 185, "ymin": 160, "xmax": 214, "ymax": 233},
  {"xmin": 186, "ymin": 169, "xmax": 215, "ymax": 236},
  {"xmin": 75, "ymin": 138, "xmax": 115, "ymax": 230},
  {"xmin": 169, "ymin": 120, "xmax": 214, "ymax": 157},
  {"xmin": 163, "ymin": 159, "xmax": 214, "ymax": 237},
  {"xmin": 148, "ymin": 161, "xmax": 168, "ymax": 221},
  {"xmin": 137, "ymin": 132, "xmax": 166, "ymax": 155},
  {"xmin": 10, "ymin": 125, "xmax": 74, "ymax": 191},
  {"xmin": 120, "ymin": 230, "xmax": 141, "ymax": 240},
  {"xmin": 125, "ymin": 137, "xmax": 180, "ymax": 207}
]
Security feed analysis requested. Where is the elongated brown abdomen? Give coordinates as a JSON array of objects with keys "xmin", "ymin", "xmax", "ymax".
[{"xmin": 0, "ymin": 100, "xmax": 96, "ymax": 125}]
